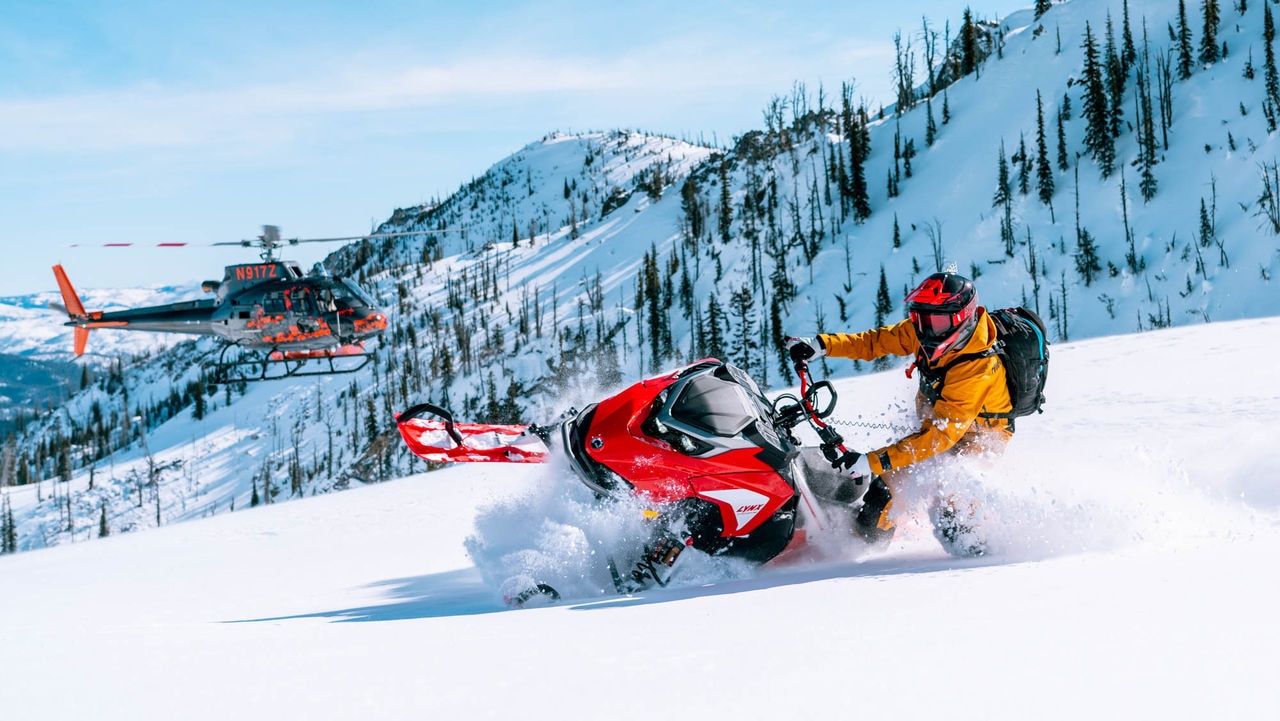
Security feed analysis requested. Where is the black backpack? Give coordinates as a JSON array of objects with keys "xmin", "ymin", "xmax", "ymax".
[
  {"xmin": 916, "ymin": 306, "xmax": 1049, "ymax": 422},
  {"xmin": 984, "ymin": 307, "xmax": 1049, "ymax": 419}
]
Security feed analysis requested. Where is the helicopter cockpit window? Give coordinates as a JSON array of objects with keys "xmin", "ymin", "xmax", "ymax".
[{"xmin": 335, "ymin": 279, "xmax": 376, "ymax": 309}]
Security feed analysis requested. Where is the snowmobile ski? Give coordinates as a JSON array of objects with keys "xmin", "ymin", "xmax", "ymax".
[{"xmin": 395, "ymin": 403, "xmax": 550, "ymax": 463}]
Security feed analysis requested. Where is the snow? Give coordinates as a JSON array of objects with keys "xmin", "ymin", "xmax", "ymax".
[{"xmin": 3, "ymin": 316, "xmax": 1278, "ymax": 719}]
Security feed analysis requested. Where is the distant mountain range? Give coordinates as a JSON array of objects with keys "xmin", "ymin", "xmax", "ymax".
[{"xmin": 0, "ymin": 353, "xmax": 80, "ymax": 434}]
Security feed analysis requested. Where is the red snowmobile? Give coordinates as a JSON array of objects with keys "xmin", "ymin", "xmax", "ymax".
[{"xmin": 396, "ymin": 358, "xmax": 886, "ymax": 603}]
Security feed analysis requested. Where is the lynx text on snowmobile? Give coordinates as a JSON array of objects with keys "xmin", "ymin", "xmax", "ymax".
[{"xmin": 395, "ymin": 358, "xmax": 877, "ymax": 605}]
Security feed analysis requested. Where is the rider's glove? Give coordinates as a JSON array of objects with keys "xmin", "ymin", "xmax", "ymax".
[
  {"xmin": 785, "ymin": 336, "xmax": 824, "ymax": 362},
  {"xmin": 832, "ymin": 450, "xmax": 873, "ymax": 480}
]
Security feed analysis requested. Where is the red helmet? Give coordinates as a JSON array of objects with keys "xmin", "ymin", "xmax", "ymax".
[{"xmin": 905, "ymin": 272, "xmax": 979, "ymax": 361}]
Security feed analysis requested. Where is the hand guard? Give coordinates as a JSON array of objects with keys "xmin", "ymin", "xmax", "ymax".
[
  {"xmin": 832, "ymin": 449, "xmax": 873, "ymax": 480},
  {"xmin": 785, "ymin": 336, "xmax": 824, "ymax": 362}
]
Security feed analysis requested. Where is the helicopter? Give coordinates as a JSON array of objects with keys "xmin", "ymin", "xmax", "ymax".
[{"xmin": 52, "ymin": 224, "xmax": 447, "ymax": 384}]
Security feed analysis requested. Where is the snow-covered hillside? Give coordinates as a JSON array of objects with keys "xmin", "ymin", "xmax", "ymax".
[
  {"xmin": 2, "ymin": 317, "xmax": 1277, "ymax": 720},
  {"xmin": 5, "ymin": 0, "xmax": 1280, "ymax": 554}
]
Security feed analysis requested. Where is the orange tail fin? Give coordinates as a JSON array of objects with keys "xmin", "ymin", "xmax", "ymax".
[{"xmin": 52, "ymin": 265, "xmax": 91, "ymax": 355}]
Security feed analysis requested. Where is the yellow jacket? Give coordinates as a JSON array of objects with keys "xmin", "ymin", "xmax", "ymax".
[{"xmin": 817, "ymin": 310, "xmax": 1012, "ymax": 475}]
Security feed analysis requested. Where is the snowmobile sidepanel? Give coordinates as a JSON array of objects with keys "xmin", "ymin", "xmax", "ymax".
[{"xmin": 689, "ymin": 471, "xmax": 798, "ymax": 537}]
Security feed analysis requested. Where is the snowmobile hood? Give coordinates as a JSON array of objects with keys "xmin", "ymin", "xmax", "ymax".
[{"xmin": 563, "ymin": 360, "xmax": 798, "ymax": 532}]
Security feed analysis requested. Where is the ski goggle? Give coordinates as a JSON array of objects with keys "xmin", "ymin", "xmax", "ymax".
[{"xmin": 910, "ymin": 310, "xmax": 966, "ymax": 340}]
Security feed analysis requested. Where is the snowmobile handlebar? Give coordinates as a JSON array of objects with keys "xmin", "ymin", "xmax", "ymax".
[{"xmin": 790, "ymin": 361, "xmax": 852, "ymax": 462}]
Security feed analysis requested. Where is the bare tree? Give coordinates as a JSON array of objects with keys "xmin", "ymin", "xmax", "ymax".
[
  {"xmin": 1255, "ymin": 160, "xmax": 1280, "ymax": 233},
  {"xmin": 924, "ymin": 218, "xmax": 946, "ymax": 271}
]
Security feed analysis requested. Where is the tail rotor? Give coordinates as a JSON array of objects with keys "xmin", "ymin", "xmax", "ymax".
[{"xmin": 51, "ymin": 264, "xmax": 92, "ymax": 355}]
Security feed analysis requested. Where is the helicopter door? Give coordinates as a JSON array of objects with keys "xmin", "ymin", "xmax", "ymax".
[
  {"xmin": 284, "ymin": 286, "xmax": 322, "ymax": 332},
  {"xmin": 283, "ymin": 286, "xmax": 315, "ymax": 314}
]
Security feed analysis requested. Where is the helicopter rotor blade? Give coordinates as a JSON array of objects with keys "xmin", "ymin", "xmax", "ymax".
[
  {"xmin": 67, "ymin": 242, "xmax": 197, "ymax": 248},
  {"xmin": 68, "ymin": 227, "xmax": 464, "ymax": 252},
  {"xmin": 212, "ymin": 229, "xmax": 463, "ymax": 247}
]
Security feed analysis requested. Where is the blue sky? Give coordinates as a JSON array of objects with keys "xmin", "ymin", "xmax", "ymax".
[{"xmin": 1, "ymin": 0, "xmax": 1023, "ymax": 295}]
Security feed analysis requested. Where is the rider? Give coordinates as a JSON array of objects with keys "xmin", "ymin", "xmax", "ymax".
[{"xmin": 785, "ymin": 271, "xmax": 1012, "ymax": 556}]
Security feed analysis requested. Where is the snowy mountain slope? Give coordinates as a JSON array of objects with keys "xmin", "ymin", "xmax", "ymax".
[
  {"xmin": 2, "ymin": 317, "xmax": 1278, "ymax": 720},
  {"xmin": 7, "ymin": 0, "xmax": 1280, "ymax": 555}
]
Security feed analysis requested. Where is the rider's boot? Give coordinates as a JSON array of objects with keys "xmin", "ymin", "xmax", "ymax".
[
  {"xmin": 854, "ymin": 476, "xmax": 896, "ymax": 547},
  {"xmin": 930, "ymin": 495, "xmax": 987, "ymax": 557}
]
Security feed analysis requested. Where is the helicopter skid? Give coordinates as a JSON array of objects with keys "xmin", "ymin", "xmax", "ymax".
[
  {"xmin": 268, "ymin": 344, "xmax": 367, "ymax": 361},
  {"xmin": 210, "ymin": 343, "xmax": 373, "ymax": 384}
]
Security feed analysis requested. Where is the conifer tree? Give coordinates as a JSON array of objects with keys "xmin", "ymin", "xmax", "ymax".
[
  {"xmin": 1137, "ymin": 41, "xmax": 1160, "ymax": 202},
  {"xmin": 643, "ymin": 247, "xmax": 667, "ymax": 371},
  {"xmin": 704, "ymin": 293, "xmax": 726, "ymax": 360},
  {"xmin": 874, "ymin": 265, "xmax": 893, "ymax": 327},
  {"xmin": 993, "ymin": 140, "xmax": 1012, "ymax": 208},
  {"xmin": 1035, "ymin": 0, "xmax": 1052, "ymax": 20},
  {"xmin": 1265, "ymin": 3, "xmax": 1280, "ymax": 116},
  {"xmin": 1201, "ymin": 0, "xmax": 1221, "ymax": 65},
  {"xmin": 1035, "ymin": 90, "xmax": 1056, "ymax": 217},
  {"xmin": 1105, "ymin": 13, "xmax": 1126, "ymax": 138},
  {"xmin": 961, "ymin": 8, "xmax": 978, "ymax": 77},
  {"xmin": 718, "ymin": 158, "xmax": 733, "ymax": 242},
  {"xmin": 2, "ymin": 494, "xmax": 15, "ymax": 553},
  {"xmin": 1073, "ymin": 165, "xmax": 1103, "ymax": 285},
  {"xmin": 849, "ymin": 108, "xmax": 872, "ymax": 222},
  {"xmin": 728, "ymin": 285, "xmax": 759, "ymax": 376},
  {"xmin": 1056, "ymin": 106, "xmax": 1070, "ymax": 171},
  {"xmin": 1081, "ymin": 22, "xmax": 1116, "ymax": 177},
  {"xmin": 925, "ymin": 97, "xmax": 937, "ymax": 146},
  {"xmin": 1177, "ymin": 0, "xmax": 1195, "ymax": 79},
  {"xmin": 1121, "ymin": 0, "xmax": 1138, "ymax": 70},
  {"xmin": 1016, "ymin": 133, "xmax": 1030, "ymax": 196},
  {"xmin": 680, "ymin": 176, "xmax": 705, "ymax": 242},
  {"xmin": 1199, "ymin": 197, "xmax": 1215, "ymax": 247}
]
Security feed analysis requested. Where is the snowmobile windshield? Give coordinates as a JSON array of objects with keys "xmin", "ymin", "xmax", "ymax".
[
  {"xmin": 670, "ymin": 373, "xmax": 758, "ymax": 436},
  {"xmin": 643, "ymin": 363, "xmax": 785, "ymax": 459}
]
